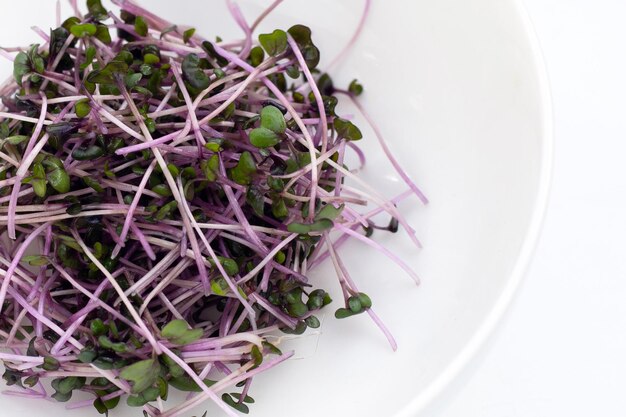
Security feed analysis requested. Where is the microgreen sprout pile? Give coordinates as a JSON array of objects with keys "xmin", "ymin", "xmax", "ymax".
[{"xmin": 0, "ymin": 0, "xmax": 427, "ymax": 415}]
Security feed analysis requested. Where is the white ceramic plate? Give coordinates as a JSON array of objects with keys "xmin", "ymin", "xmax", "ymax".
[{"xmin": 0, "ymin": 0, "xmax": 552, "ymax": 416}]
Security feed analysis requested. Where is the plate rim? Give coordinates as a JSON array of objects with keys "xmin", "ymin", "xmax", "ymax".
[{"xmin": 395, "ymin": 0, "xmax": 555, "ymax": 415}]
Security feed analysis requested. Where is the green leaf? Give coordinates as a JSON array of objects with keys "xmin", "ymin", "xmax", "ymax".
[
  {"xmin": 155, "ymin": 200, "xmax": 178, "ymax": 220},
  {"xmin": 75, "ymin": 99, "xmax": 91, "ymax": 118},
  {"xmin": 3, "ymin": 135, "xmax": 28, "ymax": 146},
  {"xmin": 82, "ymin": 176, "xmax": 103, "ymax": 193},
  {"xmin": 71, "ymin": 23, "xmax": 97, "ymax": 38},
  {"xmin": 335, "ymin": 308, "xmax": 355, "ymax": 319},
  {"xmin": 271, "ymin": 198, "xmax": 288, "ymax": 219},
  {"xmin": 204, "ymin": 138, "xmax": 223, "ymax": 152},
  {"xmin": 201, "ymin": 154, "xmax": 219, "ymax": 182},
  {"xmin": 143, "ymin": 53, "xmax": 159, "ymax": 65},
  {"xmin": 157, "ymin": 376, "xmax": 169, "ymax": 401},
  {"xmin": 348, "ymin": 296, "xmax": 363, "ymax": 313},
  {"xmin": 104, "ymin": 162, "xmax": 116, "ymax": 180},
  {"xmin": 50, "ymin": 27, "xmax": 69, "ymax": 60},
  {"xmin": 93, "ymin": 398, "xmax": 107, "ymax": 415},
  {"xmin": 311, "ymin": 219, "xmax": 334, "ymax": 232},
  {"xmin": 81, "ymin": 46, "xmax": 97, "ymax": 70},
  {"xmin": 317, "ymin": 73, "xmax": 334, "ymax": 96},
  {"xmin": 145, "ymin": 117, "xmax": 156, "ymax": 133},
  {"xmin": 260, "ymin": 105, "xmax": 286, "ymax": 133},
  {"xmin": 102, "ymin": 394, "xmax": 120, "ymax": 411},
  {"xmin": 168, "ymin": 376, "xmax": 215, "ymax": 393},
  {"xmin": 221, "ymin": 102, "xmax": 236, "ymax": 119},
  {"xmin": 135, "ymin": 16, "xmax": 148, "ymax": 37},
  {"xmin": 43, "ymin": 155, "xmax": 63, "ymax": 169},
  {"xmin": 161, "ymin": 320, "xmax": 203, "ymax": 345},
  {"xmin": 2, "ymin": 368, "xmax": 23, "ymax": 388},
  {"xmin": 127, "ymin": 386, "xmax": 160, "ymax": 406},
  {"xmin": 84, "ymin": 79, "xmax": 96, "ymax": 94},
  {"xmin": 349, "ymin": 79, "xmax": 364, "ymax": 96},
  {"xmin": 183, "ymin": 182, "xmax": 196, "ymax": 201},
  {"xmin": 211, "ymin": 278, "xmax": 228, "ymax": 296},
  {"xmin": 23, "ymin": 376, "xmax": 39, "ymax": 387},
  {"xmin": 47, "ymin": 122, "xmax": 78, "ymax": 141},
  {"xmin": 28, "ymin": 44, "xmax": 45, "ymax": 74},
  {"xmin": 127, "ymin": 394, "xmax": 148, "ymax": 407},
  {"xmin": 52, "ymin": 376, "xmax": 85, "ymax": 395},
  {"xmin": 269, "ymin": 71, "xmax": 287, "ymax": 91},
  {"xmin": 86, "ymin": 69, "xmax": 112, "ymax": 85},
  {"xmin": 120, "ymin": 359, "xmax": 161, "ymax": 394},
  {"xmin": 33, "ymin": 163, "xmax": 44, "ymax": 179},
  {"xmin": 315, "ymin": 204, "xmax": 344, "ymax": 221},
  {"xmin": 250, "ymin": 345, "xmax": 263, "ymax": 366},
  {"xmin": 208, "ymin": 256, "xmax": 239, "ymax": 276},
  {"xmin": 72, "ymin": 145, "xmax": 105, "ymax": 160},
  {"xmin": 182, "ymin": 53, "xmax": 210, "ymax": 90},
  {"xmin": 42, "ymin": 356, "xmax": 60, "ymax": 371},
  {"xmin": 92, "ymin": 355, "xmax": 123, "ymax": 370},
  {"xmin": 52, "ymin": 391, "xmax": 73, "ymax": 402},
  {"xmin": 179, "ymin": 167, "xmax": 196, "ymax": 181},
  {"xmin": 249, "ymin": 127, "xmax": 280, "ymax": 148},
  {"xmin": 90, "ymin": 319, "xmax": 108, "ymax": 336},
  {"xmin": 307, "ymin": 289, "xmax": 331, "ymax": 309},
  {"xmin": 47, "ymin": 168, "xmax": 70, "ymax": 194},
  {"xmin": 13, "ymin": 52, "xmax": 30, "ymax": 86},
  {"xmin": 22, "ymin": 255, "xmax": 49, "ymax": 266},
  {"xmin": 161, "ymin": 320, "xmax": 188, "ymax": 339},
  {"xmin": 115, "ymin": 50, "xmax": 134, "ymax": 65},
  {"xmin": 160, "ymin": 25, "xmax": 178, "ymax": 38},
  {"xmin": 86, "ymin": 59, "xmax": 129, "ymax": 85},
  {"xmin": 246, "ymin": 185, "xmax": 265, "ymax": 217},
  {"xmin": 302, "ymin": 45, "xmax": 320, "ymax": 69},
  {"xmin": 62, "ymin": 17, "xmax": 81, "ymax": 31},
  {"xmin": 287, "ymin": 25, "xmax": 313, "ymax": 47},
  {"xmin": 78, "ymin": 349, "xmax": 97, "ymax": 363},
  {"xmin": 95, "ymin": 25, "xmax": 112, "ymax": 44},
  {"xmin": 170, "ymin": 329, "xmax": 203, "ymax": 346},
  {"xmin": 147, "ymin": 68, "xmax": 163, "ymax": 94},
  {"xmin": 262, "ymin": 341, "xmax": 282, "ymax": 355},
  {"xmin": 93, "ymin": 242, "xmax": 105, "ymax": 259},
  {"xmin": 250, "ymin": 46, "xmax": 264, "ymax": 67},
  {"xmin": 222, "ymin": 393, "xmax": 250, "ymax": 414},
  {"xmin": 286, "ymin": 65, "xmax": 300, "ymax": 79},
  {"xmin": 286, "ymin": 222, "xmax": 311, "ymax": 235},
  {"xmin": 201, "ymin": 41, "xmax": 228, "ymax": 66},
  {"xmin": 357, "ymin": 292, "xmax": 373, "ymax": 309},
  {"xmin": 87, "ymin": 0, "xmax": 108, "ymax": 19},
  {"xmin": 143, "ymin": 386, "xmax": 160, "ymax": 401},
  {"xmin": 165, "ymin": 163, "xmax": 179, "ymax": 177},
  {"xmin": 334, "ymin": 118, "xmax": 363, "ymax": 141},
  {"xmin": 258, "ymin": 29, "xmax": 287, "ymax": 56},
  {"xmin": 305, "ymin": 315, "xmax": 321, "ymax": 328},
  {"xmin": 287, "ymin": 301, "xmax": 308, "ymax": 318},
  {"xmin": 231, "ymin": 393, "xmax": 255, "ymax": 404},
  {"xmin": 293, "ymin": 91, "xmax": 305, "ymax": 103},
  {"xmin": 287, "ymin": 219, "xmax": 334, "ymax": 235},
  {"xmin": 161, "ymin": 354, "xmax": 185, "ymax": 378},
  {"xmin": 229, "ymin": 151, "xmax": 256, "ymax": 185},
  {"xmin": 125, "ymin": 72, "xmax": 143, "ymax": 89},
  {"xmin": 31, "ymin": 179, "xmax": 47, "ymax": 198},
  {"xmin": 183, "ymin": 28, "xmax": 196, "ymax": 44},
  {"xmin": 266, "ymin": 176, "xmax": 284, "ymax": 192},
  {"xmin": 151, "ymin": 183, "xmax": 172, "ymax": 197},
  {"xmin": 2, "ymin": 368, "xmax": 25, "ymax": 388},
  {"xmin": 139, "ymin": 63, "xmax": 153, "ymax": 75},
  {"xmin": 98, "ymin": 335, "xmax": 128, "ymax": 353},
  {"xmin": 274, "ymin": 250, "xmax": 286, "ymax": 264}
]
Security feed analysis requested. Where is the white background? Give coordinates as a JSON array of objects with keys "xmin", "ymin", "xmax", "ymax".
[{"xmin": 424, "ymin": 1, "xmax": 626, "ymax": 416}]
